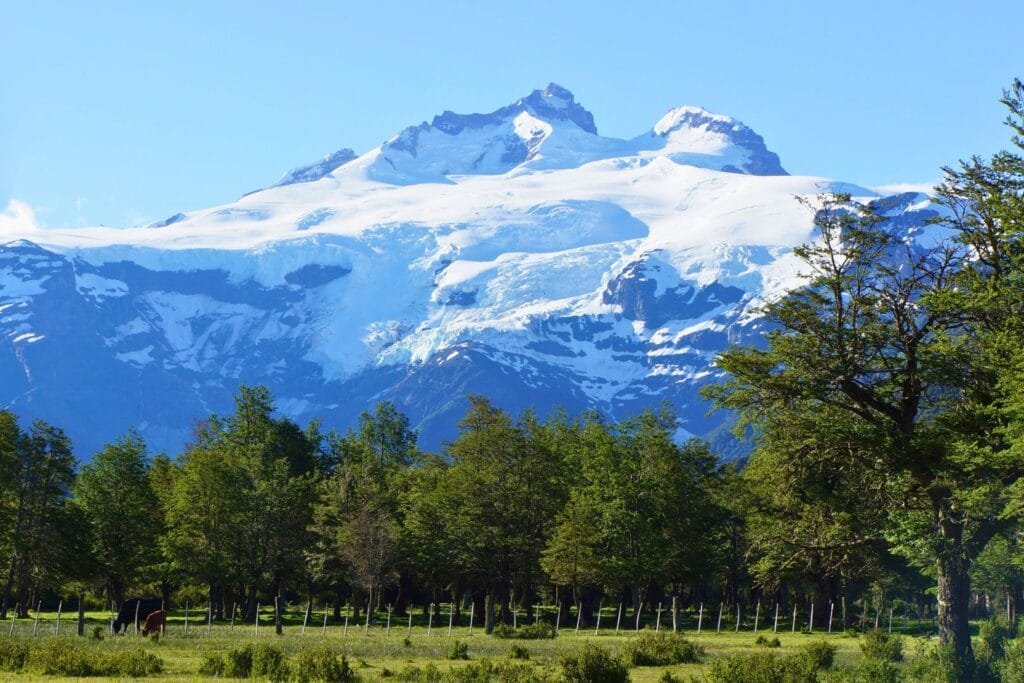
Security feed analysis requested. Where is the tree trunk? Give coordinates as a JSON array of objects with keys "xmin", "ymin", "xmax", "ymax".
[
  {"xmin": 274, "ymin": 595, "xmax": 283, "ymax": 635},
  {"xmin": 485, "ymin": 593, "xmax": 495, "ymax": 634},
  {"xmin": 935, "ymin": 502, "xmax": 976, "ymax": 678},
  {"xmin": 245, "ymin": 585, "xmax": 258, "ymax": 621},
  {"xmin": 77, "ymin": 593, "xmax": 85, "ymax": 636}
]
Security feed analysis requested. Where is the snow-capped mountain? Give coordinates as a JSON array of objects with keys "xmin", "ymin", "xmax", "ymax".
[{"xmin": 0, "ymin": 84, "xmax": 937, "ymax": 456}]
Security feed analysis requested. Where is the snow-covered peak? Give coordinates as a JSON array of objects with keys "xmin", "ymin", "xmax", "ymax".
[
  {"xmin": 274, "ymin": 148, "xmax": 357, "ymax": 187},
  {"xmin": 636, "ymin": 105, "xmax": 787, "ymax": 176}
]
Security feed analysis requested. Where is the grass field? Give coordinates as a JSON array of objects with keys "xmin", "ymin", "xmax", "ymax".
[{"xmin": 0, "ymin": 606, "xmax": 946, "ymax": 681}]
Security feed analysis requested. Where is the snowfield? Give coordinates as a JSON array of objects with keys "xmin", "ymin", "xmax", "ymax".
[{"xmin": 0, "ymin": 84, "xmax": 937, "ymax": 456}]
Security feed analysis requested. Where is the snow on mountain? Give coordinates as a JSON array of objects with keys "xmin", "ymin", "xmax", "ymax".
[{"xmin": 0, "ymin": 85, "xmax": 938, "ymax": 457}]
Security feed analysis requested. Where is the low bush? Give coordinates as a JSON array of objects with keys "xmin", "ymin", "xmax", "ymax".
[
  {"xmin": 224, "ymin": 643, "xmax": 255, "ymax": 678},
  {"xmin": 394, "ymin": 658, "xmax": 546, "ymax": 682},
  {"xmin": 198, "ymin": 652, "xmax": 226, "ymax": 676},
  {"xmin": 899, "ymin": 643, "xmax": 963, "ymax": 683},
  {"xmin": 506, "ymin": 644, "xmax": 530, "ymax": 660},
  {"xmin": 558, "ymin": 644, "xmax": 629, "ymax": 683},
  {"xmin": 858, "ymin": 629, "xmax": 903, "ymax": 663},
  {"xmin": 253, "ymin": 643, "xmax": 288, "ymax": 682},
  {"xmin": 491, "ymin": 622, "xmax": 556, "ymax": 639},
  {"xmin": 704, "ymin": 650, "xmax": 817, "ymax": 683},
  {"xmin": 1002, "ymin": 639, "xmax": 1024, "ymax": 683},
  {"xmin": 842, "ymin": 658, "xmax": 900, "ymax": 683},
  {"xmin": 799, "ymin": 640, "xmax": 836, "ymax": 670},
  {"xmin": 977, "ymin": 617, "xmax": 1016, "ymax": 663},
  {"xmin": 107, "ymin": 648, "xmax": 163, "ymax": 677},
  {"xmin": 0, "ymin": 639, "xmax": 29, "ymax": 671},
  {"xmin": 25, "ymin": 639, "xmax": 162, "ymax": 677},
  {"xmin": 291, "ymin": 645, "xmax": 357, "ymax": 683},
  {"xmin": 447, "ymin": 640, "xmax": 469, "ymax": 660},
  {"xmin": 755, "ymin": 635, "xmax": 781, "ymax": 648},
  {"xmin": 623, "ymin": 632, "xmax": 702, "ymax": 666}
]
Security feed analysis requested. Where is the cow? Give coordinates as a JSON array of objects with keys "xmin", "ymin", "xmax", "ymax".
[
  {"xmin": 112, "ymin": 598, "xmax": 163, "ymax": 634},
  {"xmin": 140, "ymin": 610, "xmax": 165, "ymax": 636}
]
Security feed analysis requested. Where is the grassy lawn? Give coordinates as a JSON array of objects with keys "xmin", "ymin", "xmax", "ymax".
[{"xmin": 0, "ymin": 607, "xmax": 938, "ymax": 681}]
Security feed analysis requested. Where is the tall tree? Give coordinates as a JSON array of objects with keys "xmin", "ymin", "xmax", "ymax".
[
  {"xmin": 0, "ymin": 421, "xmax": 78, "ymax": 617},
  {"xmin": 73, "ymin": 431, "xmax": 159, "ymax": 605},
  {"xmin": 706, "ymin": 168, "xmax": 1024, "ymax": 675}
]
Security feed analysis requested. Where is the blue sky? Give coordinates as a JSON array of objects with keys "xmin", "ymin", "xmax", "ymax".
[{"xmin": 2, "ymin": 1, "xmax": 1022, "ymax": 228}]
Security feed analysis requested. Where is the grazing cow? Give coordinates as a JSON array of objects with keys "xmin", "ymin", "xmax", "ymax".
[
  {"xmin": 140, "ymin": 610, "xmax": 165, "ymax": 636},
  {"xmin": 112, "ymin": 598, "xmax": 163, "ymax": 634}
]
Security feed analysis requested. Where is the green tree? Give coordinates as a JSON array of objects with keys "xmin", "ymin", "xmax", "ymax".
[
  {"xmin": 706, "ymin": 166, "xmax": 1024, "ymax": 674},
  {"xmin": 0, "ymin": 420, "xmax": 79, "ymax": 617},
  {"xmin": 73, "ymin": 431, "xmax": 159, "ymax": 605}
]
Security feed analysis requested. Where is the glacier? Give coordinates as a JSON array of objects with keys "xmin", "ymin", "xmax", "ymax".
[{"xmin": 0, "ymin": 83, "xmax": 938, "ymax": 457}]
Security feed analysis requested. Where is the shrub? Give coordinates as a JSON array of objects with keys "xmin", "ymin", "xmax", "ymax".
[
  {"xmin": 291, "ymin": 645, "xmax": 357, "ymax": 683},
  {"xmin": 1002, "ymin": 639, "xmax": 1024, "ymax": 683},
  {"xmin": 0, "ymin": 639, "xmax": 29, "ymax": 671},
  {"xmin": 24, "ymin": 639, "xmax": 163, "ymax": 678},
  {"xmin": 491, "ymin": 622, "xmax": 556, "ymax": 639},
  {"xmin": 844, "ymin": 658, "xmax": 899, "ymax": 683},
  {"xmin": 224, "ymin": 643, "xmax": 255, "ymax": 678},
  {"xmin": 107, "ymin": 648, "xmax": 163, "ymax": 677},
  {"xmin": 623, "ymin": 632, "xmax": 702, "ymax": 666},
  {"xmin": 27, "ymin": 639, "xmax": 98, "ymax": 677},
  {"xmin": 859, "ymin": 629, "xmax": 903, "ymax": 663},
  {"xmin": 755, "ymin": 635, "xmax": 781, "ymax": 648},
  {"xmin": 977, "ymin": 617, "xmax": 1015, "ymax": 662},
  {"xmin": 843, "ymin": 628, "xmax": 859, "ymax": 638},
  {"xmin": 558, "ymin": 644, "xmax": 629, "ymax": 683},
  {"xmin": 198, "ymin": 652, "xmax": 226, "ymax": 676},
  {"xmin": 253, "ymin": 643, "xmax": 289, "ymax": 682},
  {"xmin": 798, "ymin": 640, "xmax": 836, "ymax": 670},
  {"xmin": 704, "ymin": 650, "xmax": 817, "ymax": 683},
  {"xmin": 91, "ymin": 625, "xmax": 105, "ymax": 640},
  {"xmin": 900, "ymin": 644, "xmax": 962, "ymax": 683},
  {"xmin": 515, "ymin": 622, "xmax": 556, "ymax": 639},
  {"xmin": 447, "ymin": 640, "xmax": 469, "ymax": 660},
  {"xmin": 506, "ymin": 644, "xmax": 530, "ymax": 660},
  {"xmin": 658, "ymin": 673, "xmax": 682, "ymax": 683}
]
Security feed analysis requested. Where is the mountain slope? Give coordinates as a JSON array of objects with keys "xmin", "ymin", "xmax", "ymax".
[{"xmin": 0, "ymin": 84, "xmax": 938, "ymax": 456}]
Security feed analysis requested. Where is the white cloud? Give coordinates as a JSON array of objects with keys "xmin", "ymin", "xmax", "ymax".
[{"xmin": 0, "ymin": 199, "xmax": 42, "ymax": 238}]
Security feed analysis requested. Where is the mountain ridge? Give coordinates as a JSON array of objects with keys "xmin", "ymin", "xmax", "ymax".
[{"xmin": 0, "ymin": 85, "xmax": 937, "ymax": 457}]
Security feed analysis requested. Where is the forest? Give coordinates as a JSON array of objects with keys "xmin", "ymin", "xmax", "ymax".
[{"xmin": 1, "ymin": 80, "xmax": 1024, "ymax": 681}]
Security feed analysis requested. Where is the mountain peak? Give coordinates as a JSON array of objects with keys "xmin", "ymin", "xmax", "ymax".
[
  {"xmin": 642, "ymin": 105, "xmax": 787, "ymax": 176},
  {"xmin": 515, "ymin": 83, "xmax": 597, "ymax": 134}
]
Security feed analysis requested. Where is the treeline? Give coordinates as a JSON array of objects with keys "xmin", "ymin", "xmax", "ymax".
[
  {"xmin": 0, "ymin": 385, "xmax": 1017, "ymax": 640},
  {"xmin": 0, "ymin": 392, "xmax": 732, "ymax": 627}
]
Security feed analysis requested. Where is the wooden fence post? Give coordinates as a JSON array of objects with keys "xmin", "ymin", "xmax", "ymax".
[
  {"xmin": 615, "ymin": 603, "xmax": 622, "ymax": 633},
  {"xmin": 55, "ymin": 600, "xmax": 62, "ymax": 635},
  {"xmin": 575, "ymin": 602, "xmax": 582, "ymax": 634},
  {"xmin": 302, "ymin": 601, "xmax": 310, "ymax": 635},
  {"xmin": 697, "ymin": 602, "xmax": 704, "ymax": 635},
  {"xmin": 716, "ymin": 603, "xmax": 723, "ymax": 634},
  {"xmin": 594, "ymin": 601, "xmax": 602, "ymax": 635},
  {"xmin": 828, "ymin": 601, "xmax": 835, "ymax": 634},
  {"xmin": 33, "ymin": 602, "xmax": 41, "ymax": 637},
  {"xmin": 753, "ymin": 602, "xmax": 760, "ymax": 633},
  {"xmin": 791, "ymin": 604, "xmax": 797, "ymax": 633},
  {"xmin": 635, "ymin": 601, "xmax": 643, "ymax": 631}
]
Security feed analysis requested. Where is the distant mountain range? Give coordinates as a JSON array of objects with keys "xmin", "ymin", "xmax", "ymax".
[{"xmin": 0, "ymin": 84, "xmax": 938, "ymax": 457}]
